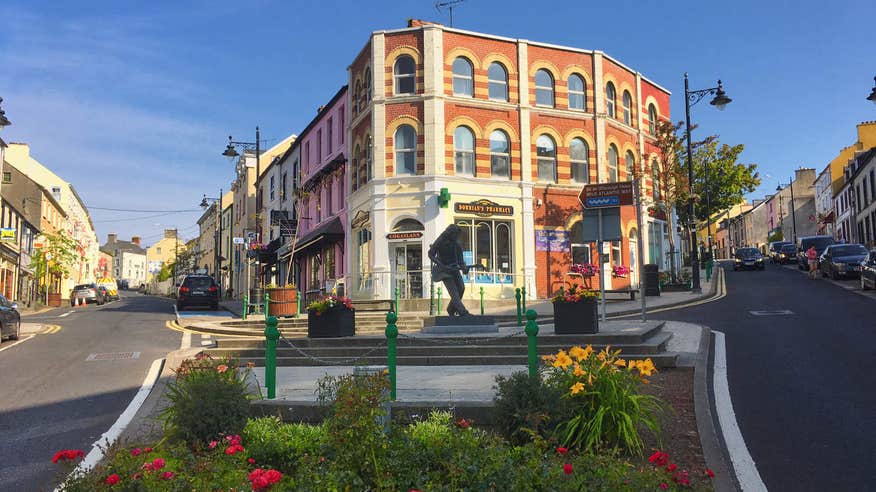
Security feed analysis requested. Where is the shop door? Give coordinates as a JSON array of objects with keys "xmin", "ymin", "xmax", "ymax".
[{"xmin": 391, "ymin": 243, "xmax": 423, "ymax": 299}]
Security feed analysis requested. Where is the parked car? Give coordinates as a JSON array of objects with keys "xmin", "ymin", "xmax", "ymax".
[
  {"xmin": 733, "ymin": 247, "xmax": 765, "ymax": 270},
  {"xmin": 819, "ymin": 243, "xmax": 869, "ymax": 279},
  {"xmin": 71, "ymin": 283, "xmax": 106, "ymax": 306},
  {"xmin": 118, "ymin": 279, "xmax": 129, "ymax": 290},
  {"xmin": 796, "ymin": 235, "xmax": 835, "ymax": 270},
  {"xmin": 768, "ymin": 241, "xmax": 792, "ymax": 263},
  {"xmin": 0, "ymin": 293, "xmax": 21, "ymax": 341},
  {"xmin": 860, "ymin": 250, "xmax": 876, "ymax": 290},
  {"xmin": 177, "ymin": 274, "xmax": 219, "ymax": 311},
  {"xmin": 777, "ymin": 243, "xmax": 798, "ymax": 264}
]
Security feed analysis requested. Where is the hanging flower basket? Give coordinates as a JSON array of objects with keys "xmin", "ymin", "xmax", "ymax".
[
  {"xmin": 612, "ymin": 265, "xmax": 630, "ymax": 278},
  {"xmin": 569, "ymin": 263, "xmax": 599, "ymax": 277}
]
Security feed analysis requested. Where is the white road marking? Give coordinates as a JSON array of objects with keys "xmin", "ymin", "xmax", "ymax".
[
  {"xmin": 180, "ymin": 331, "xmax": 192, "ymax": 350},
  {"xmin": 59, "ymin": 311, "xmax": 73, "ymax": 318},
  {"xmin": 61, "ymin": 358, "xmax": 164, "ymax": 483},
  {"xmin": 713, "ymin": 331, "xmax": 767, "ymax": 491},
  {"xmin": 749, "ymin": 310, "xmax": 794, "ymax": 316},
  {"xmin": 0, "ymin": 335, "xmax": 34, "ymax": 353}
]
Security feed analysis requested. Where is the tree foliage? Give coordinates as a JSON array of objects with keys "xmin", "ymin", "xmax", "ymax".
[
  {"xmin": 683, "ymin": 140, "xmax": 761, "ymax": 224},
  {"xmin": 30, "ymin": 232, "xmax": 81, "ymax": 292}
]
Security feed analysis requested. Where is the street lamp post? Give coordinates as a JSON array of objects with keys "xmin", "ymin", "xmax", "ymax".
[
  {"xmin": 201, "ymin": 189, "xmax": 223, "ymax": 298},
  {"xmin": 222, "ymin": 127, "xmax": 262, "ymax": 300},
  {"xmin": 684, "ymin": 73, "xmax": 732, "ymax": 293}
]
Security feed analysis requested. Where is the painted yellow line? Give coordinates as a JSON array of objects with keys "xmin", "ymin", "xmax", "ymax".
[
  {"xmin": 165, "ymin": 320, "xmax": 187, "ymax": 333},
  {"xmin": 40, "ymin": 325, "xmax": 62, "ymax": 334},
  {"xmin": 609, "ymin": 268, "xmax": 727, "ymax": 318},
  {"xmin": 165, "ymin": 320, "xmax": 251, "ymax": 338}
]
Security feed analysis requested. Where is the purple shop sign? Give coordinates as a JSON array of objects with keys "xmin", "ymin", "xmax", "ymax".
[{"xmin": 535, "ymin": 229, "xmax": 570, "ymax": 252}]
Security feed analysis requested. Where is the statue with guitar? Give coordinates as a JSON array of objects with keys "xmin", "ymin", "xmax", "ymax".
[{"xmin": 428, "ymin": 224, "xmax": 484, "ymax": 317}]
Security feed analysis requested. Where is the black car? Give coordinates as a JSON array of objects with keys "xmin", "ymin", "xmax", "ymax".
[
  {"xmin": 860, "ymin": 250, "xmax": 876, "ymax": 290},
  {"xmin": 733, "ymin": 247, "xmax": 765, "ymax": 270},
  {"xmin": 0, "ymin": 294, "xmax": 21, "ymax": 341},
  {"xmin": 776, "ymin": 243, "xmax": 797, "ymax": 264},
  {"xmin": 71, "ymin": 283, "xmax": 106, "ymax": 306},
  {"xmin": 177, "ymin": 275, "xmax": 219, "ymax": 310},
  {"xmin": 819, "ymin": 243, "xmax": 869, "ymax": 279},
  {"xmin": 768, "ymin": 241, "xmax": 792, "ymax": 263},
  {"xmin": 796, "ymin": 235, "xmax": 835, "ymax": 270}
]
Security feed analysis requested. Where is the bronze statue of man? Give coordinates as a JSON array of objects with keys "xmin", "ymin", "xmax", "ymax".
[{"xmin": 428, "ymin": 224, "xmax": 471, "ymax": 317}]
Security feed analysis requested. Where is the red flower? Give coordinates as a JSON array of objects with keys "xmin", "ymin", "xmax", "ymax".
[
  {"xmin": 705, "ymin": 468, "xmax": 715, "ymax": 478},
  {"xmin": 659, "ymin": 483, "xmax": 668, "ymax": 490},
  {"xmin": 144, "ymin": 447, "xmax": 153, "ymax": 453},
  {"xmin": 563, "ymin": 463, "xmax": 573, "ymax": 475},
  {"xmin": 248, "ymin": 457, "xmax": 256, "ymax": 464},
  {"xmin": 51, "ymin": 449, "xmax": 85, "ymax": 464},
  {"xmin": 151, "ymin": 458, "xmax": 165, "ymax": 470},
  {"xmin": 248, "ymin": 468, "xmax": 283, "ymax": 491},
  {"xmin": 225, "ymin": 444, "xmax": 245, "ymax": 455},
  {"xmin": 132, "ymin": 472, "xmax": 142, "ymax": 480},
  {"xmin": 555, "ymin": 447, "xmax": 568, "ymax": 455},
  {"xmin": 648, "ymin": 450, "xmax": 669, "ymax": 467},
  {"xmin": 665, "ymin": 463, "xmax": 677, "ymax": 472},
  {"xmin": 208, "ymin": 440, "xmax": 218, "ymax": 449},
  {"xmin": 161, "ymin": 471, "xmax": 174, "ymax": 480},
  {"xmin": 226, "ymin": 434, "xmax": 242, "ymax": 445},
  {"xmin": 455, "ymin": 418, "xmax": 471, "ymax": 429},
  {"xmin": 104, "ymin": 474, "xmax": 121, "ymax": 485},
  {"xmin": 130, "ymin": 448, "xmax": 142, "ymax": 456}
]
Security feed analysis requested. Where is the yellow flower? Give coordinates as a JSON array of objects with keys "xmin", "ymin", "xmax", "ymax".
[
  {"xmin": 636, "ymin": 358, "xmax": 657, "ymax": 377},
  {"xmin": 582, "ymin": 345, "xmax": 594, "ymax": 359},
  {"xmin": 541, "ymin": 354, "xmax": 556, "ymax": 363},
  {"xmin": 570, "ymin": 382, "xmax": 585, "ymax": 395},
  {"xmin": 627, "ymin": 360, "xmax": 638, "ymax": 371},
  {"xmin": 569, "ymin": 346, "xmax": 587, "ymax": 361},
  {"xmin": 573, "ymin": 364, "xmax": 585, "ymax": 377},
  {"xmin": 597, "ymin": 351, "xmax": 607, "ymax": 362},
  {"xmin": 614, "ymin": 359, "xmax": 627, "ymax": 367},
  {"xmin": 553, "ymin": 350, "xmax": 573, "ymax": 369}
]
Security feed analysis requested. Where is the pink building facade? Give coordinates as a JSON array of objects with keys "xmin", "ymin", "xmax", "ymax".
[{"xmin": 293, "ymin": 86, "xmax": 348, "ymax": 299}]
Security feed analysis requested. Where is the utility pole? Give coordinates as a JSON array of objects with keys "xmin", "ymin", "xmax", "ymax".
[{"xmin": 174, "ymin": 228, "xmax": 178, "ymax": 284}]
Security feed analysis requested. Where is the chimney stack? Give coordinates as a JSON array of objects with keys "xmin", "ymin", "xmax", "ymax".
[
  {"xmin": 107, "ymin": 233, "xmax": 117, "ymax": 244},
  {"xmin": 131, "ymin": 236, "xmax": 141, "ymax": 246},
  {"xmin": 165, "ymin": 229, "xmax": 177, "ymax": 239}
]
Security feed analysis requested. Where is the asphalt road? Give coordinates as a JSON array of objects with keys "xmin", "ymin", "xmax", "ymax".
[
  {"xmin": 0, "ymin": 292, "xmax": 181, "ymax": 491},
  {"xmin": 661, "ymin": 262, "xmax": 876, "ymax": 491}
]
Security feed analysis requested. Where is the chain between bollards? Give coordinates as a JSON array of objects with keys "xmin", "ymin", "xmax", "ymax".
[
  {"xmin": 264, "ymin": 315, "xmax": 279, "ymax": 399},
  {"xmin": 479, "ymin": 286, "xmax": 484, "ymax": 315},
  {"xmin": 242, "ymin": 294, "xmax": 248, "ymax": 320},
  {"xmin": 515, "ymin": 288, "xmax": 522, "ymax": 326},
  {"xmin": 524, "ymin": 309, "xmax": 539, "ymax": 378},
  {"xmin": 385, "ymin": 311, "xmax": 398, "ymax": 400},
  {"xmin": 437, "ymin": 286, "xmax": 442, "ymax": 315}
]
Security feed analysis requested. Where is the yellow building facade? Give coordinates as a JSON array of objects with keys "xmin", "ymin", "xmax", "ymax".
[
  {"xmin": 829, "ymin": 121, "xmax": 876, "ymax": 196},
  {"xmin": 145, "ymin": 229, "xmax": 185, "ymax": 281}
]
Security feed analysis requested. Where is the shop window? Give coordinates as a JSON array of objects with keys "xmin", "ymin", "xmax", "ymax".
[
  {"xmin": 488, "ymin": 62, "xmax": 508, "ymax": 101},
  {"xmin": 535, "ymin": 69, "xmax": 554, "ymax": 107},
  {"xmin": 489, "ymin": 130, "xmax": 510, "ymax": 178},
  {"xmin": 607, "ymin": 144, "xmax": 619, "ymax": 182},
  {"xmin": 454, "ymin": 126, "xmax": 475, "ymax": 176},
  {"xmin": 648, "ymin": 104, "xmax": 658, "ymax": 136},
  {"xmin": 569, "ymin": 222, "xmax": 591, "ymax": 265},
  {"xmin": 622, "ymin": 90, "xmax": 633, "ymax": 125},
  {"xmin": 611, "ymin": 241, "xmax": 622, "ymax": 266},
  {"xmin": 452, "ymin": 57, "xmax": 474, "ymax": 97},
  {"xmin": 568, "ymin": 74, "xmax": 586, "ymax": 110},
  {"xmin": 394, "ymin": 55, "xmax": 416, "ymax": 95},
  {"xmin": 455, "ymin": 218, "xmax": 513, "ymax": 282},
  {"xmin": 536, "ymin": 134, "xmax": 557, "ymax": 183},
  {"xmin": 605, "ymin": 82, "xmax": 616, "ymax": 118},
  {"xmin": 356, "ymin": 228, "xmax": 372, "ymax": 290},
  {"xmin": 570, "ymin": 138, "xmax": 589, "ymax": 184},
  {"xmin": 394, "ymin": 125, "xmax": 417, "ymax": 175}
]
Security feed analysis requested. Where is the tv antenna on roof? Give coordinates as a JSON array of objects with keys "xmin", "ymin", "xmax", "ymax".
[{"xmin": 435, "ymin": 0, "xmax": 465, "ymax": 27}]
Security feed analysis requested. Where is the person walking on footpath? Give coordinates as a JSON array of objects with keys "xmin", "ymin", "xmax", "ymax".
[{"xmin": 806, "ymin": 245, "xmax": 818, "ymax": 279}]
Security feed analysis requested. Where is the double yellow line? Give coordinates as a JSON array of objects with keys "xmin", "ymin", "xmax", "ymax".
[
  {"xmin": 610, "ymin": 267, "xmax": 727, "ymax": 318},
  {"xmin": 40, "ymin": 325, "xmax": 62, "ymax": 334}
]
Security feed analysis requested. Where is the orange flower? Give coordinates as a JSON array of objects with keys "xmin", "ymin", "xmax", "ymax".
[
  {"xmin": 216, "ymin": 364, "xmax": 229, "ymax": 373},
  {"xmin": 573, "ymin": 364, "xmax": 585, "ymax": 377}
]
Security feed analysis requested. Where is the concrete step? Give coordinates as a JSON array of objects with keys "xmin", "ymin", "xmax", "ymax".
[{"xmin": 213, "ymin": 353, "xmax": 679, "ymax": 368}]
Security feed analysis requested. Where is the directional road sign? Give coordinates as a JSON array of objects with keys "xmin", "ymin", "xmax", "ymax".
[{"xmin": 579, "ymin": 181, "xmax": 634, "ymax": 208}]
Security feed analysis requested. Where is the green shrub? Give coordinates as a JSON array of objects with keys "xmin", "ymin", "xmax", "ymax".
[
  {"xmin": 160, "ymin": 353, "xmax": 253, "ymax": 444},
  {"xmin": 243, "ymin": 416, "xmax": 328, "ymax": 472},
  {"xmin": 493, "ymin": 371, "xmax": 567, "ymax": 445}
]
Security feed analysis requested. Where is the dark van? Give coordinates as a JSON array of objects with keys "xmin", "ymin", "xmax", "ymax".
[{"xmin": 796, "ymin": 235, "xmax": 835, "ymax": 270}]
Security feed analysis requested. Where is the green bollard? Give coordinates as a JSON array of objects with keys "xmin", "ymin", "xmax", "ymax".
[
  {"xmin": 242, "ymin": 294, "xmax": 248, "ymax": 320},
  {"xmin": 265, "ymin": 291, "xmax": 270, "ymax": 317},
  {"xmin": 437, "ymin": 286, "xmax": 442, "ymax": 315},
  {"xmin": 515, "ymin": 288, "xmax": 522, "ymax": 326},
  {"xmin": 706, "ymin": 259, "xmax": 714, "ymax": 282},
  {"xmin": 385, "ymin": 311, "xmax": 398, "ymax": 400},
  {"xmin": 264, "ymin": 316, "xmax": 279, "ymax": 399},
  {"xmin": 296, "ymin": 294, "xmax": 301, "ymax": 318},
  {"xmin": 394, "ymin": 287, "xmax": 399, "ymax": 313},
  {"xmin": 479, "ymin": 286, "xmax": 484, "ymax": 316},
  {"xmin": 521, "ymin": 286, "xmax": 527, "ymax": 312},
  {"xmin": 525, "ymin": 309, "xmax": 539, "ymax": 378},
  {"xmin": 429, "ymin": 283, "xmax": 435, "ymax": 316}
]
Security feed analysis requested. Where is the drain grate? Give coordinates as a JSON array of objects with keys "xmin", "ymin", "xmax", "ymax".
[
  {"xmin": 749, "ymin": 310, "xmax": 794, "ymax": 316},
  {"xmin": 86, "ymin": 352, "xmax": 141, "ymax": 361}
]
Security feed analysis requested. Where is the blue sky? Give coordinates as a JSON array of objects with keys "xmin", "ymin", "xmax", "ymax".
[{"xmin": 1, "ymin": 0, "xmax": 874, "ymax": 246}]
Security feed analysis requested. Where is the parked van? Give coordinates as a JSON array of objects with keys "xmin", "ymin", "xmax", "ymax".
[
  {"xmin": 96, "ymin": 277, "xmax": 120, "ymax": 301},
  {"xmin": 795, "ymin": 236, "xmax": 835, "ymax": 270}
]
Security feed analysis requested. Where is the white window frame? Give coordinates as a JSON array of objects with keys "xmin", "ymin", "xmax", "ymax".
[
  {"xmin": 487, "ymin": 62, "xmax": 508, "ymax": 101},
  {"xmin": 535, "ymin": 69, "xmax": 555, "ymax": 107},
  {"xmin": 454, "ymin": 126, "xmax": 476, "ymax": 176},
  {"xmin": 452, "ymin": 57, "xmax": 474, "ymax": 97},
  {"xmin": 394, "ymin": 56, "xmax": 416, "ymax": 95},
  {"xmin": 568, "ymin": 74, "xmax": 586, "ymax": 111}
]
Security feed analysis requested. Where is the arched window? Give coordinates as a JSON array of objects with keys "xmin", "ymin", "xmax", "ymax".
[
  {"xmin": 353, "ymin": 80, "xmax": 361, "ymax": 114},
  {"xmin": 536, "ymin": 134, "xmax": 557, "ymax": 182},
  {"xmin": 625, "ymin": 150, "xmax": 636, "ymax": 179},
  {"xmin": 605, "ymin": 82, "xmax": 616, "ymax": 118},
  {"xmin": 352, "ymin": 144, "xmax": 360, "ymax": 191},
  {"xmin": 364, "ymin": 68, "xmax": 372, "ymax": 103},
  {"xmin": 607, "ymin": 144, "xmax": 619, "ymax": 182},
  {"xmin": 622, "ymin": 91, "xmax": 633, "ymax": 125},
  {"xmin": 452, "ymin": 57, "xmax": 474, "ymax": 97},
  {"xmin": 569, "ymin": 222, "xmax": 591, "ymax": 265},
  {"xmin": 394, "ymin": 55, "xmax": 416, "ymax": 95},
  {"xmin": 454, "ymin": 126, "xmax": 475, "ymax": 176},
  {"xmin": 489, "ymin": 130, "xmax": 510, "ymax": 178},
  {"xmin": 488, "ymin": 62, "xmax": 508, "ymax": 101},
  {"xmin": 568, "ymin": 74, "xmax": 586, "ymax": 110},
  {"xmin": 394, "ymin": 125, "xmax": 416, "ymax": 175},
  {"xmin": 365, "ymin": 135, "xmax": 373, "ymax": 182},
  {"xmin": 648, "ymin": 104, "xmax": 658, "ymax": 136},
  {"xmin": 535, "ymin": 69, "xmax": 554, "ymax": 107},
  {"xmin": 652, "ymin": 158, "xmax": 662, "ymax": 201},
  {"xmin": 393, "ymin": 218, "xmax": 424, "ymax": 232},
  {"xmin": 570, "ymin": 138, "xmax": 589, "ymax": 184}
]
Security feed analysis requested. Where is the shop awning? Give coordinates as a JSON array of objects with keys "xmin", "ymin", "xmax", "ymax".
[{"xmin": 293, "ymin": 216, "xmax": 344, "ymax": 254}]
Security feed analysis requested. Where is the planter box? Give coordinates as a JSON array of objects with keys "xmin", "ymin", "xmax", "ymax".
[
  {"xmin": 552, "ymin": 300, "xmax": 598, "ymax": 334},
  {"xmin": 47, "ymin": 293, "xmax": 62, "ymax": 307},
  {"xmin": 307, "ymin": 308, "xmax": 355, "ymax": 338},
  {"xmin": 267, "ymin": 287, "xmax": 298, "ymax": 317}
]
